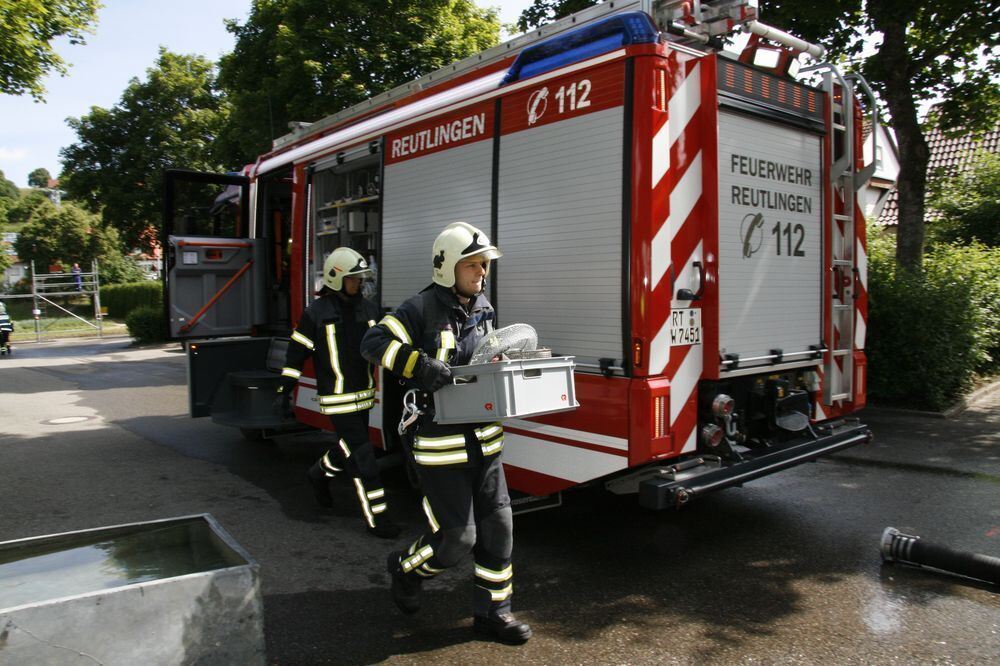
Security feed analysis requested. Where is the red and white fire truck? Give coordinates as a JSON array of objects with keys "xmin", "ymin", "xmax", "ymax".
[{"xmin": 165, "ymin": 0, "xmax": 875, "ymax": 510}]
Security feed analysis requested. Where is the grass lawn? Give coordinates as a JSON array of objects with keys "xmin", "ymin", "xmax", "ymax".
[{"xmin": 10, "ymin": 318, "xmax": 129, "ymax": 342}]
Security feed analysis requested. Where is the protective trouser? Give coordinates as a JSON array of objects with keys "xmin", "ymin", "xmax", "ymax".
[
  {"xmin": 396, "ymin": 451, "xmax": 514, "ymax": 617},
  {"xmin": 316, "ymin": 411, "xmax": 388, "ymax": 529}
]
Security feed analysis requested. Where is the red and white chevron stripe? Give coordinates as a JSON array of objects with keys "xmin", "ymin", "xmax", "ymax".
[{"xmin": 647, "ymin": 50, "xmax": 709, "ymax": 455}]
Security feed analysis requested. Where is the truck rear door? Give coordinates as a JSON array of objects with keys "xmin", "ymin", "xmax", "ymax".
[
  {"xmin": 163, "ymin": 169, "xmax": 264, "ymax": 339},
  {"xmin": 714, "ymin": 64, "xmax": 826, "ymax": 374}
]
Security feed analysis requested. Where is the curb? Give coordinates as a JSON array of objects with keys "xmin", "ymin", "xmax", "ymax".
[
  {"xmin": 943, "ymin": 377, "xmax": 1000, "ymax": 418},
  {"xmin": 863, "ymin": 377, "xmax": 1000, "ymax": 420}
]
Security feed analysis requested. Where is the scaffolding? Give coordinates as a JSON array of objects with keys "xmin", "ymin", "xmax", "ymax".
[{"xmin": 0, "ymin": 261, "xmax": 104, "ymax": 342}]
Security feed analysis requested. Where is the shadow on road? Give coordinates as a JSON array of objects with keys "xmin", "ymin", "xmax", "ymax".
[{"xmin": 257, "ymin": 488, "xmax": 858, "ymax": 662}]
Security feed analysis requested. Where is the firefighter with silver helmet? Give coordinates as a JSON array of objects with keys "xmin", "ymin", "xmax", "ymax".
[
  {"xmin": 361, "ymin": 222, "xmax": 531, "ymax": 644},
  {"xmin": 278, "ymin": 247, "xmax": 400, "ymax": 539}
]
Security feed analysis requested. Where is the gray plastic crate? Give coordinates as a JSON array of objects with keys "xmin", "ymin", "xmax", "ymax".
[{"xmin": 433, "ymin": 356, "xmax": 579, "ymax": 424}]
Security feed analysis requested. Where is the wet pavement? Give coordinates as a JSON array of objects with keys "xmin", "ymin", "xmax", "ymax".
[{"xmin": 1, "ymin": 338, "xmax": 997, "ymax": 663}]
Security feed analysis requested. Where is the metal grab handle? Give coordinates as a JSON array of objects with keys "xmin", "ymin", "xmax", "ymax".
[{"xmin": 676, "ymin": 261, "xmax": 704, "ymax": 301}]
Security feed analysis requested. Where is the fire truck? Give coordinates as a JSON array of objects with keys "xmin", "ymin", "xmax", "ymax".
[{"xmin": 164, "ymin": 0, "xmax": 875, "ymax": 510}]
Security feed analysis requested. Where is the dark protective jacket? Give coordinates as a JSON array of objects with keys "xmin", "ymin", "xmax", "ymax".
[
  {"xmin": 282, "ymin": 292, "xmax": 382, "ymax": 415},
  {"xmin": 361, "ymin": 283, "xmax": 502, "ymax": 467}
]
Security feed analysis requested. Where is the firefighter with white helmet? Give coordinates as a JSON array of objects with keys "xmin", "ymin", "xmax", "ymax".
[
  {"xmin": 361, "ymin": 221, "xmax": 531, "ymax": 644},
  {"xmin": 278, "ymin": 247, "xmax": 400, "ymax": 539}
]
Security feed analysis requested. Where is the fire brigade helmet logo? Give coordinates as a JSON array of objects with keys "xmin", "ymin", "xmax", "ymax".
[
  {"xmin": 323, "ymin": 247, "xmax": 371, "ymax": 291},
  {"xmin": 433, "ymin": 249, "xmax": 446, "ymax": 269},
  {"xmin": 460, "ymin": 232, "xmax": 487, "ymax": 256},
  {"xmin": 527, "ymin": 87, "xmax": 549, "ymax": 125},
  {"xmin": 740, "ymin": 212, "xmax": 765, "ymax": 258}
]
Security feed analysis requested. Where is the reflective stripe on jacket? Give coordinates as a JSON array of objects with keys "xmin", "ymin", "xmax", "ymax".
[
  {"xmin": 361, "ymin": 283, "xmax": 499, "ymax": 468},
  {"xmin": 283, "ymin": 293, "xmax": 381, "ymax": 414}
]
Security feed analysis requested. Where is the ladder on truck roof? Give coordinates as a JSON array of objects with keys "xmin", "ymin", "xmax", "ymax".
[
  {"xmin": 805, "ymin": 62, "xmax": 878, "ymax": 405},
  {"xmin": 272, "ymin": 1, "xmax": 788, "ymax": 152}
]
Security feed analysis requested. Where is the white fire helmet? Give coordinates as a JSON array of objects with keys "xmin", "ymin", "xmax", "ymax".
[
  {"xmin": 322, "ymin": 247, "xmax": 371, "ymax": 291},
  {"xmin": 431, "ymin": 222, "xmax": 502, "ymax": 289}
]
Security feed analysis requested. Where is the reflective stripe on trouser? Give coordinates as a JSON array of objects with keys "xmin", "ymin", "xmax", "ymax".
[
  {"xmin": 474, "ymin": 553, "xmax": 513, "ymax": 610},
  {"xmin": 323, "ymin": 411, "xmax": 389, "ymax": 529},
  {"xmin": 394, "ymin": 453, "xmax": 514, "ymax": 616},
  {"xmin": 319, "ymin": 450, "xmax": 343, "ymax": 476}
]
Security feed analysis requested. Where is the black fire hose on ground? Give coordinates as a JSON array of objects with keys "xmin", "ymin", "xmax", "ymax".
[{"xmin": 881, "ymin": 527, "xmax": 1000, "ymax": 587}]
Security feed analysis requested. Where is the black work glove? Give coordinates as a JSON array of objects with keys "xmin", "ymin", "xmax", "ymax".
[{"xmin": 416, "ymin": 355, "xmax": 452, "ymax": 393}]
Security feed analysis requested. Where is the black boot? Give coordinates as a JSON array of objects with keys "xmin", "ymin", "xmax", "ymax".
[
  {"xmin": 306, "ymin": 462, "xmax": 334, "ymax": 508},
  {"xmin": 386, "ymin": 551, "xmax": 421, "ymax": 614},
  {"xmin": 473, "ymin": 613, "xmax": 532, "ymax": 644},
  {"xmin": 368, "ymin": 515, "xmax": 401, "ymax": 539}
]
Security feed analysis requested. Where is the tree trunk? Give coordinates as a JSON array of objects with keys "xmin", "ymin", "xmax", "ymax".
[{"xmin": 873, "ymin": 15, "xmax": 929, "ymax": 270}]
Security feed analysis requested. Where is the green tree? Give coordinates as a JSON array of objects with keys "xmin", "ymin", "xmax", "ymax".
[
  {"xmin": 13, "ymin": 201, "xmax": 121, "ymax": 272},
  {"xmin": 0, "ymin": 233, "xmax": 12, "ymax": 275},
  {"xmin": 519, "ymin": 1, "xmax": 1000, "ymax": 269},
  {"xmin": 0, "ymin": 0, "xmax": 101, "ymax": 100},
  {"xmin": 5, "ymin": 190, "xmax": 52, "ymax": 227},
  {"xmin": 927, "ymin": 151, "xmax": 1000, "ymax": 248},
  {"xmin": 516, "ymin": 0, "xmax": 596, "ymax": 33},
  {"xmin": 0, "ymin": 169, "xmax": 19, "ymax": 202},
  {"xmin": 59, "ymin": 49, "xmax": 230, "ymax": 251},
  {"xmin": 99, "ymin": 253, "xmax": 148, "ymax": 284},
  {"xmin": 217, "ymin": 0, "xmax": 501, "ymax": 164},
  {"xmin": 761, "ymin": 0, "xmax": 1000, "ymax": 270},
  {"xmin": 27, "ymin": 167, "xmax": 52, "ymax": 188}
]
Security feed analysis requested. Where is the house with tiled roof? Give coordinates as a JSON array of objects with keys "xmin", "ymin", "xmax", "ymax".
[
  {"xmin": 861, "ymin": 120, "xmax": 899, "ymax": 219},
  {"xmin": 1, "ymin": 232, "xmax": 27, "ymax": 289},
  {"xmin": 875, "ymin": 120, "xmax": 1000, "ymax": 227}
]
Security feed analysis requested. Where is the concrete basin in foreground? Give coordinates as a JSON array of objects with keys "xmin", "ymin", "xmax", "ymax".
[{"xmin": 0, "ymin": 514, "xmax": 264, "ymax": 665}]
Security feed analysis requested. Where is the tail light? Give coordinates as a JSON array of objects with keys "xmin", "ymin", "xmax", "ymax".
[{"xmin": 653, "ymin": 395, "xmax": 668, "ymax": 439}]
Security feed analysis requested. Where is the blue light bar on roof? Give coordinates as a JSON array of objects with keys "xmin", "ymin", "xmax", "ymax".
[{"xmin": 503, "ymin": 11, "xmax": 659, "ymax": 85}]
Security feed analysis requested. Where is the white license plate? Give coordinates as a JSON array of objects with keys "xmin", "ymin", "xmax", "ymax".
[{"xmin": 670, "ymin": 308, "xmax": 702, "ymax": 346}]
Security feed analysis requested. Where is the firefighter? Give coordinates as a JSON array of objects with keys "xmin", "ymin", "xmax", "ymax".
[
  {"xmin": 278, "ymin": 247, "xmax": 400, "ymax": 539},
  {"xmin": 0, "ymin": 302, "xmax": 13, "ymax": 356},
  {"xmin": 361, "ymin": 222, "xmax": 531, "ymax": 645}
]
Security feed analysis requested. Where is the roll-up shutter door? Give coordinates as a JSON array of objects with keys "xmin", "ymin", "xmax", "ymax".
[
  {"xmin": 381, "ymin": 140, "xmax": 493, "ymax": 309},
  {"xmin": 716, "ymin": 111, "xmax": 823, "ymax": 366},
  {"xmin": 497, "ymin": 106, "xmax": 624, "ymax": 369}
]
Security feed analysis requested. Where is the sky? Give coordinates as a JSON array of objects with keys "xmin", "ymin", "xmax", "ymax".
[{"xmin": 0, "ymin": 0, "xmax": 536, "ymax": 189}]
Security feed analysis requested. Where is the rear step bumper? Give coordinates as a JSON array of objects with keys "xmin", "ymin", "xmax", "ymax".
[{"xmin": 639, "ymin": 421, "xmax": 872, "ymax": 510}]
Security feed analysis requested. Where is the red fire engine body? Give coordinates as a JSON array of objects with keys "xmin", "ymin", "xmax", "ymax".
[{"xmin": 166, "ymin": 0, "xmax": 874, "ymax": 509}]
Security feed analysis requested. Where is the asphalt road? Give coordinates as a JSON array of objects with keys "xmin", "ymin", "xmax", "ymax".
[{"xmin": 1, "ymin": 338, "xmax": 998, "ymax": 664}]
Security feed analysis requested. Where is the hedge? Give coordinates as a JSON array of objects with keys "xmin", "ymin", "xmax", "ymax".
[
  {"xmin": 867, "ymin": 227, "xmax": 1000, "ymax": 410},
  {"xmin": 125, "ymin": 306, "xmax": 166, "ymax": 344},
  {"xmin": 100, "ymin": 281, "xmax": 163, "ymax": 319}
]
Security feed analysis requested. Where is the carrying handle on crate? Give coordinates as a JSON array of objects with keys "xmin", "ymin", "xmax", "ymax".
[
  {"xmin": 522, "ymin": 368, "xmax": 543, "ymax": 379},
  {"xmin": 452, "ymin": 375, "xmax": 478, "ymax": 385}
]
